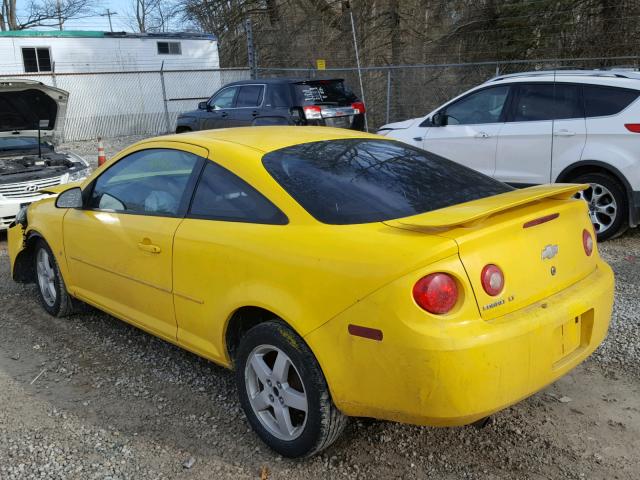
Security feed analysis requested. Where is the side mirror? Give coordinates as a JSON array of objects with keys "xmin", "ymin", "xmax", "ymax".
[
  {"xmin": 431, "ymin": 112, "xmax": 448, "ymax": 127},
  {"xmin": 55, "ymin": 187, "xmax": 83, "ymax": 209},
  {"xmin": 198, "ymin": 101, "xmax": 208, "ymax": 110}
]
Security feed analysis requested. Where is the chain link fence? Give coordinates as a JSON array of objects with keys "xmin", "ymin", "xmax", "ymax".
[
  {"xmin": 2, "ymin": 67, "xmax": 250, "ymax": 141},
  {"xmin": 258, "ymin": 55, "xmax": 640, "ymax": 130}
]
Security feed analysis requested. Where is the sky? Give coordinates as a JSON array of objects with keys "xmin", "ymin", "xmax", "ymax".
[{"xmin": 22, "ymin": 0, "xmax": 166, "ymax": 33}]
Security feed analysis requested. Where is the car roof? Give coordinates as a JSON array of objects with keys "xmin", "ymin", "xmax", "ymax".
[
  {"xmin": 485, "ymin": 69, "xmax": 640, "ymax": 89},
  {"xmin": 143, "ymin": 126, "xmax": 381, "ymax": 154},
  {"xmin": 224, "ymin": 78, "xmax": 345, "ymax": 87}
]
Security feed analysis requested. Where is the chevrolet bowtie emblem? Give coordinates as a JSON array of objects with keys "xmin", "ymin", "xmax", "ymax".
[{"xmin": 541, "ymin": 244, "xmax": 559, "ymax": 260}]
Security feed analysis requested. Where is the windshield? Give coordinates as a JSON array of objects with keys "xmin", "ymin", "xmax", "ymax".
[
  {"xmin": 262, "ymin": 139, "xmax": 512, "ymax": 225},
  {"xmin": 0, "ymin": 136, "xmax": 44, "ymax": 152},
  {"xmin": 293, "ymin": 80, "xmax": 357, "ymax": 105}
]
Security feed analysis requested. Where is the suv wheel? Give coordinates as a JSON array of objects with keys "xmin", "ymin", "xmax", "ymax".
[
  {"xmin": 571, "ymin": 172, "xmax": 628, "ymax": 241},
  {"xmin": 235, "ymin": 321, "xmax": 348, "ymax": 458}
]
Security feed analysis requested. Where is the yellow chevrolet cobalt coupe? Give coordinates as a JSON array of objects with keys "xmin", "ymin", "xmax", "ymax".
[{"xmin": 9, "ymin": 127, "xmax": 613, "ymax": 457}]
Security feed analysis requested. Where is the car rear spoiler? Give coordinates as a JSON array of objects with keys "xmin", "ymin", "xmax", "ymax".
[{"xmin": 384, "ymin": 184, "xmax": 588, "ymax": 231}]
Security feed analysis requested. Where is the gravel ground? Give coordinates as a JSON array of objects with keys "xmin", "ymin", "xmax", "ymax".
[{"xmin": 0, "ymin": 137, "xmax": 639, "ymax": 479}]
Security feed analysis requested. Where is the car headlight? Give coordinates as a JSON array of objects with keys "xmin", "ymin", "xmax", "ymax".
[{"xmin": 67, "ymin": 167, "xmax": 90, "ymax": 183}]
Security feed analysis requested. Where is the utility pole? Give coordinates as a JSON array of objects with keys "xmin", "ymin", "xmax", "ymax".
[
  {"xmin": 56, "ymin": 0, "xmax": 63, "ymax": 30},
  {"xmin": 101, "ymin": 9, "xmax": 118, "ymax": 32}
]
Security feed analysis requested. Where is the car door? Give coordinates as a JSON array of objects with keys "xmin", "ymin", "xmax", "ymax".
[
  {"xmin": 201, "ymin": 86, "xmax": 239, "ymax": 130},
  {"xmin": 172, "ymin": 160, "xmax": 287, "ymax": 363},
  {"xmin": 550, "ymin": 83, "xmax": 586, "ymax": 180},
  {"xmin": 62, "ymin": 145, "xmax": 205, "ymax": 340},
  {"xmin": 495, "ymin": 83, "xmax": 555, "ymax": 185},
  {"xmin": 227, "ymin": 84, "xmax": 265, "ymax": 126},
  {"xmin": 422, "ymin": 85, "xmax": 510, "ymax": 177}
]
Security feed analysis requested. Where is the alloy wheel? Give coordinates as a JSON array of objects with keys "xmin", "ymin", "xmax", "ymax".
[
  {"xmin": 244, "ymin": 345, "xmax": 308, "ymax": 441},
  {"xmin": 575, "ymin": 182, "xmax": 617, "ymax": 235},
  {"xmin": 36, "ymin": 248, "xmax": 57, "ymax": 307}
]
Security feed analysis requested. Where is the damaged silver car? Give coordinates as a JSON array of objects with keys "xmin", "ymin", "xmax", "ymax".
[{"xmin": 0, "ymin": 79, "xmax": 90, "ymax": 229}]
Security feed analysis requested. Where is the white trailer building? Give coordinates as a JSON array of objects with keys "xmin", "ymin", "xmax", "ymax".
[{"xmin": 0, "ymin": 31, "xmax": 249, "ymax": 140}]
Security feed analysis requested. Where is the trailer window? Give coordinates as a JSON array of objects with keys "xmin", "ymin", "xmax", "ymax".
[
  {"xmin": 157, "ymin": 42, "xmax": 182, "ymax": 55},
  {"xmin": 22, "ymin": 48, "xmax": 52, "ymax": 73}
]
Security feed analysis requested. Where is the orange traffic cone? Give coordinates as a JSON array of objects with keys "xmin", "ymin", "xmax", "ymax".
[{"xmin": 97, "ymin": 137, "xmax": 106, "ymax": 166}]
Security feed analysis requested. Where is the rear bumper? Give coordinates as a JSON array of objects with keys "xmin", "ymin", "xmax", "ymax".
[{"xmin": 306, "ymin": 260, "xmax": 614, "ymax": 426}]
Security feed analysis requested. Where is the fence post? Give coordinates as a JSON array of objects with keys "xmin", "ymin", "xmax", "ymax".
[
  {"xmin": 51, "ymin": 61, "xmax": 58, "ymax": 88},
  {"xmin": 385, "ymin": 69, "xmax": 392, "ymax": 125},
  {"xmin": 495, "ymin": 62, "xmax": 500, "ymax": 76},
  {"xmin": 245, "ymin": 19, "xmax": 257, "ymax": 79},
  {"xmin": 159, "ymin": 61, "xmax": 172, "ymax": 134}
]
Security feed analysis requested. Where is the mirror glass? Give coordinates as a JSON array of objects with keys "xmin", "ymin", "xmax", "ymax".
[{"xmin": 55, "ymin": 187, "xmax": 83, "ymax": 209}]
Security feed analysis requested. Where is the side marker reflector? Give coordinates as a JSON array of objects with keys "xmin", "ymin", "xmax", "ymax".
[{"xmin": 348, "ymin": 324, "xmax": 383, "ymax": 341}]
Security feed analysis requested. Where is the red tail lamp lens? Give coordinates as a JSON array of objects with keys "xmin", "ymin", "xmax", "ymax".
[
  {"xmin": 481, "ymin": 264, "xmax": 504, "ymax": 296},
  {"xmin": 624, "ymin": 123, "xmax": 640, "ymax": 133},
  {"xmin": 583, "ymin": 229, "xmax": 594, "ymax": 256},
  {"xmin": 413, "ymin": 273, "xmax": 458, "ymax": 314},
  {"xmin": 352, "ymin": 102, "xmax": 366, "ymax": 114},
  {"xmin": 303, "ymin": 105, "xmax": 323, "ymax": 120}
]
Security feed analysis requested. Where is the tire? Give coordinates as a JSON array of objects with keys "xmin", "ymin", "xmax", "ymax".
[
  {"xmin": 570, "ymin": 172, "xmax": 629, "ymax": 241},
  {"xmin": 235, "ymin": 321, "xmax": 348, "ymax": 458},
  {"xmin": 34, "ymin": 239, "xmax": 76, "ymax": 317}
]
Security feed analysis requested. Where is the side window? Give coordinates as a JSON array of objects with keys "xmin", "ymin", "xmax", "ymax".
[
  {"xmin": 444, "ymin": 86, "xmax": 509, "ymax": 125},
  {"xmin": 208, "ymin": 87, "xmax": 238, "ymax": 110},
  {"xmin": 512, "ymin": 84, "xmax": 556, "ymax": 122},
  {"xmin": 189, "ymin": 162, "xmax": 287, "ymax": 224},
  {"xmin": 88, "ymin": 149, "xmax": 200, "ymax": 216},
  {"xmin": 22, "ymin": 47, "xmax": 52, "ymax": 73},
  {"xmin": 583, "ymin": 85, "xmax": 640, "ymax": 117},
  {"xmin": 553, "ymin": 84, "xmax": 583, "ymax": 119},
  {"xmin": 236, "ymin": 85, "xmax": 264, "ymax": 108},
  {"xmin": 267, "ymin": 84, "xmax": 291, "ymax": 107}
]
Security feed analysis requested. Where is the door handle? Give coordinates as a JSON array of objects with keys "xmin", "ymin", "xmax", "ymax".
[
  {"xmin": 251, "ymin": 110, "xmax": 259, "ymax": 117},
  {"xmin": 137, "ymin": 241, "xmax": 161, "ymax": 254},
  {"xmin": 554, "ymin": 129, "xmax": 575, "ymax": 136},
  {"xmin": 474, "ymin": 132, "xmax": 491, "ymax": 138},
  {"xmin": 220, "ymin": 111, "xmax": 228, "ymax": 118},
  {"xmin": 412, "ymin": 137, "xmax": 423, "ymax": 142}
]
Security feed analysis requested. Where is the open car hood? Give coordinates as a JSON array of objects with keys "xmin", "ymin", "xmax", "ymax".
[{"xmin": 0, "ymin": 79, "xmax": 69, "ymax": 140}]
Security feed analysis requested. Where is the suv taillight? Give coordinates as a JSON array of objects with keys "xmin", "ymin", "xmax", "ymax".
[
  {"xmin": 624, "ymin": 124, "xmax": 640, "ymax": 133},
  {"xmin": 412, "ymin": 273, "xmax": 458, "ymax": 314},
  {"xmin": 352, "ymin": 102, "xmax": 366, "ymax": 114},
  {"xmin": 303, "ymin": 105, "xmax": 322, "ymax": 120}
]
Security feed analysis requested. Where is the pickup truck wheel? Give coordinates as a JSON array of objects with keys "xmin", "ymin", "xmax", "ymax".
[
  {"xmin": 571, "ymin": 172, "xmax": 628, "ymax": 241},
  {"xmin": 34, "ymin": 239, "xmax": 75, "ymax": 317},
  {"xmin": 235, "ymin": 321, "xmax": 347, "ymax": 458}
]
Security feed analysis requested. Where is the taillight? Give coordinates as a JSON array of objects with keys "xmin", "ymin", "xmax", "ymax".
[
  {"xmin": 352, "ymin": 102, "xmax": 366, "ymax": 114},
  {"xmin": 303, "ymin": 105, "xmax": 322, "ymax": 120},
  {"xmin": 481, "ymin": 264, "xmax": 504, "ymax": 296},
  {"xmin": 624, "ymin": 123, "xmax": 640, "ymax": 133},
  {"xmin": 583, "ymin": 229, "xmax": 594, "ymax": 256},
  {"xmin": 412, "ymin": 273, "xmax": 458, "ymax": 314}
]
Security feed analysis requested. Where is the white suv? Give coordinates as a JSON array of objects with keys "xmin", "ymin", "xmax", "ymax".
[{"xmin": 379, "ymin": 70, "xmax": 640, "ymax": 240}]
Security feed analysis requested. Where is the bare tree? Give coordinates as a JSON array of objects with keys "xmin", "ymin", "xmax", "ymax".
[
  {"xmin": 1, "ymin": 0, "xmax": 96, "ymax": 30},
  {"xmin": 127, "ymin": 0, "xmax": 180, "ymax": 33}
]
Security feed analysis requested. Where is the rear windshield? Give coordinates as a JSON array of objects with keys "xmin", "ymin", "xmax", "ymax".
[
  {"xmin": 293, "ymin": 80, "xmax": 357, "ymax": 105},
  {"xmin": 262, "ymin": 139, "xmax": 512, "ymax": 225}
]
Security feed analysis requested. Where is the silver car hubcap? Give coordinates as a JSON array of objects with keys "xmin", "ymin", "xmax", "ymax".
[
  {"xmin": 245, "ymin": 345, "xmax": 308, "ymax": 441},
  {"xmin": 36, "ymin": 248, "xmax": 57, "ymax": 307},
  {"xmin": 575, "ymin": 183, "xmax": 617, "ymax": 234}
]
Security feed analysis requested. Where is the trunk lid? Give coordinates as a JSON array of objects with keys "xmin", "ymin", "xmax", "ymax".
[
  {"xmin": 0, "ymin": 79, "xmax": 69, "ymax": 141},
  {"xmin": 385, "ymin": 184, "xmax": 598, "ymax": 320}
]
